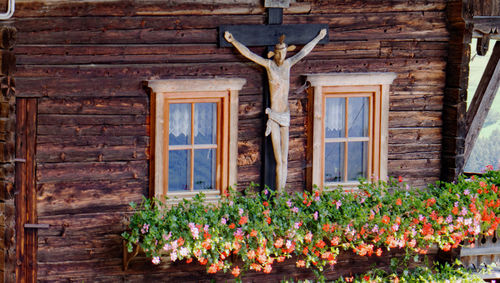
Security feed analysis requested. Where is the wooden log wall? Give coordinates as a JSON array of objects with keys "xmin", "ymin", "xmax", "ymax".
[
  {"xmin": 0, "ymin": 25, "xmax": 16, "ymax": 283},
  {"xmin": 11, "ymin": 0, "xmax": 449, "ymax": 281}
]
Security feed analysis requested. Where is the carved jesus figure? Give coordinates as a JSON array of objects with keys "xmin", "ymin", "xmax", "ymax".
[{"xmin": 225, "ymin": 29, "xmax": 327, "ymax": 191}]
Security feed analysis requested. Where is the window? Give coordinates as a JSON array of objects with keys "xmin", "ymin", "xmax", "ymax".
[
  {"xmin": 146, "ymin": 78, "xmax": 246, "ymax": 202},
  {"xmin": 306, "ymin": 73, "xmax": 396, "ymax": 190}
]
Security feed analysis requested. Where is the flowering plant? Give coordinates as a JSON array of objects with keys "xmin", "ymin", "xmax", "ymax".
[{"xmin": 122, "ymin": 168, "xmax": 500, "ymax": 280}]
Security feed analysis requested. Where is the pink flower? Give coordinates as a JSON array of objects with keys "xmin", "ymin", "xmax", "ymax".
[
  {"xmin": 152, "ymin": 256, "xmax": 160, "ymax": 265},
  {"xmin": 313, "ymin": 211, "xmax": 319, "ymax": 220},
  {"xmin": 141, "ymin": 223, "xmax": 150, "ymax": 234}
]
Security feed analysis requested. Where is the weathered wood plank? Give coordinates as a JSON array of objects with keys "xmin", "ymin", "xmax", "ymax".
[
  {"xmin": 37, "ymin": 180, "xmax": 147, "ymax": 216},
  {"xmin": 12, "ymin": 1, "xmax": 445, "ymax": 18},
  {"xmin": 14, "ymin": 98, "xmax": 27, "ymax": 282},
  {"xmin": 36, "ymin": 161, "xmax": 148, "ymax": 183},
  {"xmin": 15, "ymin": 58, "xmax": 446, "ymax": 78},
  {"xmin": 389, "ymin": 111, "xmax": 442, "ymax": 127},
  {"xmin": 37, "ymin": 124, "xmax": 147, "ymax": 136},
  {"xmin": 37, "ymin": 97, "xmax": 147, "ymax": 115},
  {"xmin": 390, "ymin": 95, "xmax": 443, "ymax": 111},
  {"xmin": 388, "ymin": 127, "xmax": 442, "ymax": 144},
  {"xmin": 37, "ymin": 114, "xmax": 146, "ymax": 126},
  {"xmin": 36, "ymin": 143, "xmax": 148, "ymax": 163}
]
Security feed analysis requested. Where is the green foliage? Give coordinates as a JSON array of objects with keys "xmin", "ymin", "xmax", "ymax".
[{"xmin": 122, "ymin": 168, "xmax": 500, "ymax": 280}]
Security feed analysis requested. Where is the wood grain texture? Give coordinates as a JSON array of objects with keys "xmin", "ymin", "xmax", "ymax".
[{"xmin": 9, "ymin": 0, "xmax": 451, "ymax": 280}]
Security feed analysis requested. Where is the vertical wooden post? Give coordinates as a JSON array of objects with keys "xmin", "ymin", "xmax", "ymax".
[{"xmin": 15, "ymin": 98, "xmax": 37, "ymax": 283}]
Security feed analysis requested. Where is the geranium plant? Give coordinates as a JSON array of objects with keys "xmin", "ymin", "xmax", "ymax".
[{"xmin": 122, "ymin": 168, "xmax": 500, "ymax": 280}]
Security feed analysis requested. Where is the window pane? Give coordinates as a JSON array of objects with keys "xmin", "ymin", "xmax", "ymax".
[
  {"xmin": 347, "ymin": 141, "xmax": 368, "ymax": 181},
  {"xmin": 168, "ymin": 150, "xmax": 190, "ymax": 191},
  {"xmin": 348, "ymin": 97, "xmax": 369, "ymax": 137},
  {"xmin": 324, "ymin": 142, "xmax": 344, "ymax": 183},
  {"xmin": 194, "ymin": 103, "xmax": 217, "ymax": 145},
  {"xmin": 325, "ymin": 98, "xmax": 345, "ymax": 138},
  {"xmin": 194, "ymin": 149, "xmax": 216, "ymax": 190},
  {"xmin": 169, "ymin": 103, "xmax": 191, "ymax": 145}
]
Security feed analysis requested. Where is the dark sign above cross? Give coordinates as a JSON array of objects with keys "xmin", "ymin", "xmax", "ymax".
[
  {"xmin": 218, "ymin": 2, "xmax": 329, "ymax": 190},
  {"xmin": 218, "ymin": 3, "xmax": 328, "ymax": 47}
]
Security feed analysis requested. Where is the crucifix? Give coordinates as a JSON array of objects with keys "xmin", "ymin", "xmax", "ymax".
[{"xmin": 218, "ymin": 0, "xmax": 328, "ymax": 192}]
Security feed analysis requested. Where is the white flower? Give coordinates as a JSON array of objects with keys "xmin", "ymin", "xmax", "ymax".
[
  {"xmin": 152, "ymin": 256, "xmax": 160, "ymax": 265},
  {"xmin": 170, "ymin": 251, "xmax": 178, "ymax": 261},
  {"xmin": 179, "ymin": 247, "xmax": 189, "ymax": 257}
]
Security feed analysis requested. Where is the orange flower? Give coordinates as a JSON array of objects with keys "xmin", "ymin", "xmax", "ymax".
[
  {"xmin": 274, "ymin": 238, "xmax": 284, "ymax": 248},
  {"xmin": 303, "ymin": 247, "xmax": 309, "ymax": 255},
  {"xmin": 247, "ymin": 250, "xmax": 256, "ymax": 260},
  {"xmin": 199, "ymin": 257, "xmax": 207, "ymax": 265},
  {"xmin": 331, "ymin": 236, "xmax": 340, "ymax": 246},
  {"xmin": 266, "ymin": 217, "xmax": 271, "ymax": 224},
  {"xmin": 239, "ymin": 216, "xmax": 248, "ymax": 226},
  {"xmin": 376, "ymin": 248, "xmax": 382, "ymax": 256},
  {"xmin": 229, "ymin": 223, "xmax": 236, "ymax": 229},
  {"xmin": 322, "ymin": 223, "xmax": 330, "ymax": 232},
  {"xmin": 208, "ymin": 263, "xmax": 218, "ymax": 273},
  {"xmin": 395, "ymin": 198, "xmax": 402, "ymax": 206},
  {"xmin": 186, "ymin": 258, "xmax": 193, "ymax": 263},
  {"xmin": 382, "ymin": 215, "xmax": 390, "ymax": 224},
  {"xmin": 231, "ymin": 266, "xmax": 240, "ymax": 277},
  {"xmin": 398, "ymin": 176, "xmax": 403, "ymax": 183},
  {"xmin": 250, "ymin": 263, "xmax": 262, "ymax": 271},
  {"xmin": 177, "ymin": 237, "xmax": 185, "ymax": 246},
  {"xmin": 315, "ymin": 240, "xmax": 326, "ymax": 249},
  {"xmin": 263, "ymin": 201, "xmax": 269, "ymax": 207},
  {"xmin": 250, "ymin": 229, "xmax": 258, "ymax": 237},
  {"xmin": 452, "ymin": 206, "xmax": 459, "ymax": 215},
  {"xmin": 296, "ymin": 260, "xmax": 306, "ymax": 267},
  {"xmin": 277, "ymin": 256, "xmax": 285, "ymax": 262}
]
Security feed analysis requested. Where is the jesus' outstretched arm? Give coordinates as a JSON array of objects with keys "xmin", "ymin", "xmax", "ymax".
[
  {"xmin": 224, "ymin": 31, "xmax": 268, "ymax": 67},
  {"xmin": 288, "ymin": 29, "xmax": 327, "ymax": 66}
]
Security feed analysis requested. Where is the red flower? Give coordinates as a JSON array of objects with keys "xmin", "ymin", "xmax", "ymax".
[
  {"xmin": 229, "ymin": 223, "xmax": 236, "ymax": 229},
  {"xmin": 398, "ymin": 176, "xmax": 403, "ymax": 183},
  {"xmin": 186, "ymin": 258, "xmax": 193, "ymax": 263},
  {"xmin": 452, "ymin": 206, "xmax": 459, "ymax": 215},
  {"xmin": 177, "ymin": 237, "xmax": 185, "ymax": 246},
  {"xmin": 382, "ymin": 215, "xmax": 390, "ymax": 224},
  {"xmin": 363, "ymin": 275, "xmax": 370, "ymax": 281},
  {"xmin": 266, "ymin": 217, "xmax": 271, "ymax": 224},
  {"xmin": 208, "ymin": 263, "xmax": 217, "ymax": 273},
  {"xmin": 395, "ymin": 198, "xmax": 402, "ymax": 206},
  {"xmin": 315, "ymin": 240, "xmax": 326, "ymax": 249},
  {"xmin": 422, "ymin": 223, "xmax": 434, "ymax": 236},
  {"xmin": 263, "ymin": 201, "xmax": 269, "ymax": 207},
  {"xmin": 231, "ymin": 266, "xmax": 240, "ymax": 277},
  {"xmin": 250, "ymin": 229, "xmax": 258, "ymax": 237},
  {"xmin": 239, "ymin": 216, "xmax": 248, "ymax": 225}
]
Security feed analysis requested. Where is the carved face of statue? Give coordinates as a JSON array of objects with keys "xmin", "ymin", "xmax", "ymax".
[{"xmin": 273, "ymin": 48, "xmax": 287, "ymax": 66}]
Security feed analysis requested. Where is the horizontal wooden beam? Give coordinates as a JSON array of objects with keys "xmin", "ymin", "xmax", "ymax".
[
  {"xmin": 464, "ymin": 40, "xmax": 500, "ymax": 165},
  {"xmin": 218, "ymin": 24, "xmax": 328, "ymax": 47},
  {"xmin": 472, "ymin": 16, "xmax": 500, "ymax": 38}
]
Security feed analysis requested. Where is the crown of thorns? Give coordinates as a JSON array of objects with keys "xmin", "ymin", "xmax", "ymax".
[{"xmin": 275, "ymin": 34, "xmax": 287, "ymax": 50}]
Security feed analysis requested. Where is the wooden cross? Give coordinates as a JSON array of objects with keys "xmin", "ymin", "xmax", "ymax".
[{"xmin": 218, "ymin": 1, "xmax": 329, "ymax": 190}]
